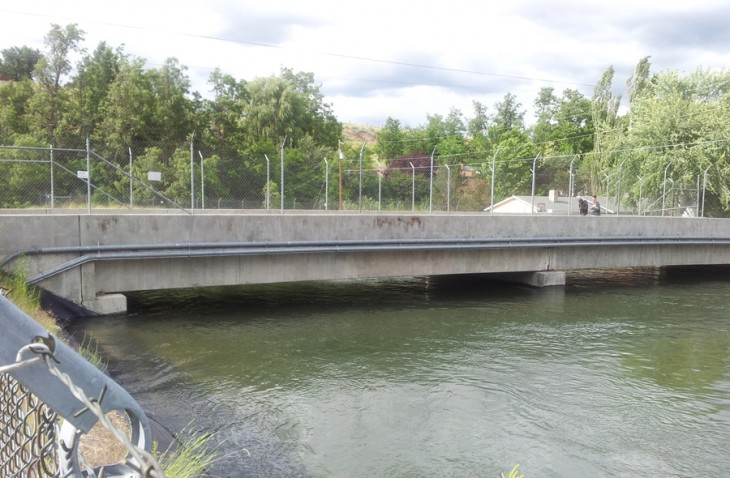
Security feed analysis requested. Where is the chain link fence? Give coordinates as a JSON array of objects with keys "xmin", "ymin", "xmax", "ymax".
[
  {"xmin": 0, "ymin": 373, "xmax": 59, "ymax": 477},
  {"xmin": 0, "ymin": 141, "xmax": 706, "ymax": 216},
  {"xmin": 0, "ymin": 295, "xmax": 164, "ymax": 478}
]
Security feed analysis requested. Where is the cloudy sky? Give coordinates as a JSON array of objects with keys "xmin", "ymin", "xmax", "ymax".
[{"xmin": 1, "ymin": 0, "xmax": 729, "ymax": 127}]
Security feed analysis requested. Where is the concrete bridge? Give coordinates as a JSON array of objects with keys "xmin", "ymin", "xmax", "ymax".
[{"xmin": 2, "ymin": 210, "xmax": 730, "ymax": 315}]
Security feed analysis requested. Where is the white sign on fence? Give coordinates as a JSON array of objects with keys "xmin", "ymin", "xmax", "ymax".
[
  {"xmin": 77, "ymin": 171, "xmax": 88, "ymax": 179},
  {"xmin": 147, "ymin": 171, "xmax": 161, "ymax": 181}
]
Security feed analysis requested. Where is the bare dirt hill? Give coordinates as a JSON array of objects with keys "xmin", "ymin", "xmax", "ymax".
[{"xmin": 342, "ymin": 123, "xmax": 379, "ymax": 145}]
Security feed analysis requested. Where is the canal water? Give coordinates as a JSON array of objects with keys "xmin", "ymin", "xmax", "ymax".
[{"xmin": 70, "ymin": 267, "xmax": 730, "ymax": 477}]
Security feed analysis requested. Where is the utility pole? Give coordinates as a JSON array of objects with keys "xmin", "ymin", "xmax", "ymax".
[{"xmin": 338, "ymin": 141, "xmax": 344, "ymax": 210}]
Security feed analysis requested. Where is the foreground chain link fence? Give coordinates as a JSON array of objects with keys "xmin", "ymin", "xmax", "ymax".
[
  {"xmin": 0, "ymin": 372, "xmax": 58, "ymax": 477},
  {"xmin": 0, "ymin": 140, "xmax": 708, "ymax": 216},
  {"xmin": 0, "ymin": 295, "xmax": 164, "ymax": 478}
]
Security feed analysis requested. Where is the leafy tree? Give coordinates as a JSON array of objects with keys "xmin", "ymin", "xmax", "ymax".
[
  {"xmin": 490, "ymin": 93, "xmax": 525, "ymax": 143},
  {"xmin": 34, "ymin": 24, "xmax": 86, "ymax": 92},
  {"xmin": 0, "ymin": 79, "xmax": 35, "ymax": 143},
  {"xmin": 627, "ymin": 56, "xmax": 653, "ymax": 108},
  {"xmin": 241, "ymin": 68, "xmax": 341, "ymax": 150},
  {"xmin": 279, "ymin": 68, "xmax": 341, "ymax": 147},
  {"xmin": 382, "ymin": 169, "xmax": 412, "ymax": 206},
  {"xmin": 0, "ymin": 46, "xmax": 42, "ymax": 81},
  {"xmin": 443, "ymin": 108, "xmax": 466, "ymax": 138},
  {"xmin": 419, "ymin": 109, "xmax": 467, "ymax": 163},
  {"xmin": 147, "ymin": 57, "xmax": 195, "ymax": 157},
  {"xmin": 126, "ymin": 146, "xmax": 185, "ymax": 207},
  {"xmin": 592, "ymin": 66, "xmax": 621, "ymax": 133},
  {"xmin": 2, "ymin": 135, "xmax": 50, "ymax": 207},
  {"xmin": 533, "ymin": 87, "xmax": 559, "ymax": 143},
  {"xmin": 398, "ymin": 126, "xmax": 428, "ymax": 156},
  {"xmin": 492, "ymin": 130, "xmax": 537, "ymax": 200},
  {"xmin": 29, "ymin": 24, "xmax": 85, "ymax": 144},
  {"xmin": 375, "ymin": 116, "xmax": 405, "ymax": 161},
  {"xmin": 97, "ymin": 57, "xmax": 156, "ymax": 157},
  {"xmin": 200, "ymin": 68, "xmax": 248, "ymax": 153},
  {"xmin": 622, "ymin": 69, "xmax": 730, "ymax": 215},
  {"xmin": 586, "ymin": 66, "xmax": 624, "ymax": 193},
  {"xmin": 242, "ymin": 75, "xmax": 301, "ymax": 145},
  {"xmin": 66, "ymin": 42, "xmax": 123, "ymax": 141},
  {"xmin": 553, "ymin": 89, "xmax": 593, "ymax": 155},
  {"xmin": 163, "ymin": 146, "xmax": 194, "ymax": 205},
  {"xmin": 532, "ymin": 88, "xmax": 594, "ymax": 193},
  {"xmin": 467, "ymin": 100, "xmax": 489, "ymax": 138},
  {"xmin": 281, "ymin": 135, "xmax": 331, "ymax": 208}
]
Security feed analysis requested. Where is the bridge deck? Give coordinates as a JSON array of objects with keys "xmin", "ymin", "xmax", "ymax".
[{"xmin": 2, "ymin": 212, "xmax": 729, "ymax": 314}]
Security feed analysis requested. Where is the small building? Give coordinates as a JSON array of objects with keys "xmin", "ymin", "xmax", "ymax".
[
  {"xmin": 484, "ymin": 190, "xmax": 615, "ymax": 215},
  {"xmin": 460, "ymin": 166, "xmax": 478, "ymax": 178}
]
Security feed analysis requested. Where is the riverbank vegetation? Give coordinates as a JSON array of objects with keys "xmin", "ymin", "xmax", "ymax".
[
  {"xmin": 2, "ymin": 25, "xmax": 730, "ymax": 215},
  {"xmin": 1, "ymin": 265, "xmax": 59, "ymax": 333},
  {"xmin": 0, "ymin": 268, "xmax": 215, "ymax": 477},
  {"xmin": 502, "ymin": 464, "xmax": 525, "ymax": 478},
  {"xmin": 157, "ymin": 430, "xmax": 219, "ymax": 478}
]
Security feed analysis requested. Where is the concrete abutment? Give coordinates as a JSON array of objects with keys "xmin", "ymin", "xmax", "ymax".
[{"xmin": 493, "ymin": 270, "xmax": 567, "ymax": 287}]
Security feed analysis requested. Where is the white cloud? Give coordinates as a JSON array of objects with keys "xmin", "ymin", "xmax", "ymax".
[{"xmin": 2, "ymin": 0, "xmax": 729, "ymax": 127}]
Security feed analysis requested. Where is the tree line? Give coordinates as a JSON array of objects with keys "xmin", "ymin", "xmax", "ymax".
[{"xmin": 1, "ymin": 24, "xmax": 729, "ymax": 214}]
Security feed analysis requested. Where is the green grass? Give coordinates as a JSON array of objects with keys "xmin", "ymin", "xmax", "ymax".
[
  {"xmin": 158, "ymin": 430, "xmax": 218, "ymax": 478},
  {"xmin": 502, "ymin": 464, "xmax": 525, "ymax": 478},
  {"xmin": 1, "ymin": 264, "xmax": 109, "ymax": 373},
  {"xmin": 2, "ymin": 263, "xmax": 220, "ymax": 476},
  {"xmin": 2, "ymin": 262, "xmax": 40, "ymax": 313},
  {"xmin": 77, "ymin": 332, "xmax": 108, "ymax": 373},
  {"xmin": 1, "ymin": 263, "xmax": 59, "ymax": 333}
]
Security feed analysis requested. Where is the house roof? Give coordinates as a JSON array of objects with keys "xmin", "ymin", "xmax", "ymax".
[{"xmin": 484, "ymin": 195, "xmax": 616, "ymax": 215}]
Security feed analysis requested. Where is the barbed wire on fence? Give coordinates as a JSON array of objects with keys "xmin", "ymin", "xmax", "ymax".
[
  {"xmin": 0, "ymin": 366, "xmax": 59, "ymax": 477},
  {"xmin": 1, "ymin": 339, "xmax": 165, "ymax": 478},
  {"xmin": 0, "ymin": 141, "xmax": 710, "ymax": 216}
]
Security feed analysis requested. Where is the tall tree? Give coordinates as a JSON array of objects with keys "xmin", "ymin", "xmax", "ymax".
[
  {"xmin": 623, "ymin": 69, "xmax": 730, "ymax": 215},
  {"xmin": 279, "ymin": 67, "xmax": 341, "ymax": 147},
  {"xmin": 240, "ymin": 69, "xmax": 341, "ymax": 149},
  {"xmin": 554, "ymin": 89, "xmax": 594, "ymax": 155},
  {"xmin": 532, "ymin": 88, "xmax": 593, "ymax": 192},
  {"xmin": 591, "ymin": 65, "xmax": 621, "ymax": 155},
  {"xmin": 587, "ymin": 66, "xmax": 623, "ymax": 193},
  {"xmin": 492, "ymin": 130, "xmax": 537, "ymax": 199},
  {"xmin": 0, "ymin": 79, "xmax": 35, "ymax": 143},
  {"xmin": 65, "ymin": 42, "xmax": 123, "ymax": 142},
  {"xmin": 29, "ymin": 24, "xmax": 85, "ymax": 143},
  {"xmin": 241, "ymin": 74, "xmax": 299, "ymax": 145},
  {"xmin": 375, "ymin": 116, "xmax": 405, "ymax": 161},
  {"xmin": 202, "ymin": 68, "xmax": 248, "ymax": 151},
  {"xmin": 97, "ymin": 57, "xmax": 156, "ymax": 156},
  {"xmin": 532, "ymin": 87, "xmax": 559, "ymax": 153},
  {"xmin": 490, "ymin": 93, "xmax": 525, "ymax": 143},
  {"xmin": 468, "ymin": 100, "xmax": 492, "ymax": 158},
  {"xmin": 467, "ymin": 100, "xmax": 489, "ymax": 138},
  {"xmin": 147, "ymin": 57, "xmax": 194, "ymax": 155},
  {"xmin": 425, "ymin": 108, "xmax": 467, "ymax": 166},
  {"xmin": 627, "ymin": 56, "xmax": 653, "ymax": 108},
  {"xmin": 0, "ymin": 46, "xmax": 42, "ymax": 81}
]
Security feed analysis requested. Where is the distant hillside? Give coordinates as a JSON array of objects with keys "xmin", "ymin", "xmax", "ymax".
[{"xmin": 342, "ymin": 123, "xmax": 379, "ymax": 145}]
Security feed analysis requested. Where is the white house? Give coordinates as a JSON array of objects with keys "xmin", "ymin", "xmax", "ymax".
[{"xmin": 484, "ymin": 190, "xmax": 615, "ymax": 215}]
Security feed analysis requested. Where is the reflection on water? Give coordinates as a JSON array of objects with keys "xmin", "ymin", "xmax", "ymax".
[{"xmin": 72, "ymin": 268, "xmax": 730, "ymax": 477}]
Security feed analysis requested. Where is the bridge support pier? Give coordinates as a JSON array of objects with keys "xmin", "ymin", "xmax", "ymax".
[
  {"xmin": 78, "ymin": 262, "xmax": 128, "ymax": 315},
  {"xmin": 82, "ymin": 293, "xmax": 127, "ymax": 315},
  {"xmin": 495, "ymin": 270, "xmax": 566, "ymax": 288}
]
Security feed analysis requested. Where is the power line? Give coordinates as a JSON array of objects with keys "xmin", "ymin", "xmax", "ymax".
[{"xmin": 0, "ymin": 8, "xmax": 595, "ymax": 89}]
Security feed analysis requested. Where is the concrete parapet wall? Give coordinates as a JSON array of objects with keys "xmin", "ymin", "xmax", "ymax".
[
  {"xmin": 4, "ymin": 212, "xmax": 730, "ymax": 248},
  {"xmin": 2, "ymin": 212, "xmax": 730, "ymax": 314}
]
